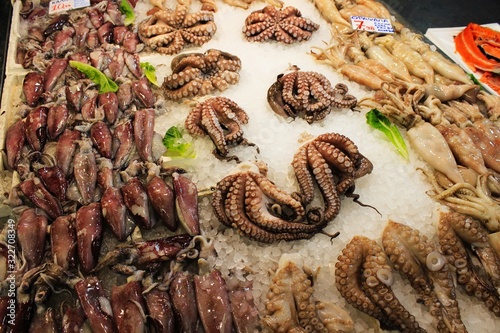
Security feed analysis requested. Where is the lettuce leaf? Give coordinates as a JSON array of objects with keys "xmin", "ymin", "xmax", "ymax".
[
  {"xmin": 162, "ymin": 126, "xmax": 196, "ymax": 159},
  {"xmin": 119, "ymin": 0, "xmax": 135, "ymax": 26},
  {"xmin": 468, "ymin": 73, "xmax": 486, "ymax": 90},
  {"xmin": 140, "ymin": 62, "xmax": 159, "ymax": 87},
  {"xmin": 366, "ymin": 109, "xmax": 409, "ymax": 161},
  {"xmin": 69, "ymin": 61, "xmax": 119, "ymax": 94}
]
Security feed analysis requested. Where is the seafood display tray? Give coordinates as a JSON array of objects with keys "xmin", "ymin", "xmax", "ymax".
[
  {"xmin": 425, "ymin": 23, "xmax": 500, "ymax": 96},
  {"xmin": 1, "ymin": 1, "xmax": 500, "ymax": 332}
]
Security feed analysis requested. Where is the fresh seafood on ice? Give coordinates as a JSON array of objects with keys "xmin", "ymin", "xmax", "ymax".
[
  {"xmin": 335, "ymin": 235, "xmax": 425, "ymax": 332},
  {"xmin": 267, "ymin": 68, "xmax": 357, "ymax": 123},
  {"xmin": 438, "ymin": 210, "xmax": 500, "ymax": 317},
  {"xmin": 264, "ymin": 254, "xmax": 354, "ymax": 332},
  {"xmin": 242, "ymin": 5, "xmax": 319, "ymax": 44},
  {"xmin": 382, "ymin": 220, "xmax": 467, "ymax": 332}
]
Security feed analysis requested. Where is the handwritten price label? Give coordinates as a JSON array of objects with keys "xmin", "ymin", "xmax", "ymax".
[
  {"xmin": 350, "ymin": 16, "xmax": 394, "ymax": 34},
  {"xmin": 49, "ymin": 0, "xmax": 90, "ymax": 14}
]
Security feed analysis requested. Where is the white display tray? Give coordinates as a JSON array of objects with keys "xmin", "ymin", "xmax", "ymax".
[{"xmin": 425, "ymin": 23, "xmax": 500, "ymax": 96}]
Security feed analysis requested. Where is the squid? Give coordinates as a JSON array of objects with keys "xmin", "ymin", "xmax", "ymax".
[{"xmin": 407, "ymin": 122, "xmax": 464, "ymax": 184}]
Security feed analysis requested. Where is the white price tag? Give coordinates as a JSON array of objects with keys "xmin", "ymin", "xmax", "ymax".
[
  {"xmin": 350, "ymin": 16, "xmax": 395, "ymax": 34},
  {"xmin": 49, "ymin": 0, "xmax": 91, "ymax": 14}
]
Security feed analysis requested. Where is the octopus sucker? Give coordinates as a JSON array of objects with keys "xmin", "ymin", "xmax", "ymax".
[
  {"xmin": 291, "ymin": 144, "xmax": 316, "ymax": 205},
  {"xmin": 438, "ymin": 211, "xmax": 500, "ymax": 317},
  {"xmin": 382, "ymin": 220, "xmax": 467, "ymax": 333},
  {"xmin": 212, "ymin": 162, "xmax": 323, "ymax": 243},
  {"xmin": 264, "ymin": 254, "xmax": 354, "ymax": 332},
  {"xmin": 305, "ymin": 143, "xmax": 341, "ymax": 224},
  {"xmin": 335, "ymin": 235, "xmax": 425, "ymax": 332}
]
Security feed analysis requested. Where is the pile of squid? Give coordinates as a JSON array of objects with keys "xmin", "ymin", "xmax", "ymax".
[
  {"xmin": 335, "ymin": 212, "xmax": 500, "ymax": 333},
  {"xmin": 6, "ymin": 232, "xmax": 261, "ymax": 332},
  {"xmin": 0, "ymin": 0, "xmax": 262, "ymax": 331},
  {"xmin": 309, "ymin": 0, "xmax": 404, "ymax": 35},
  {"xmin": 310, "ymin": 0, "xmax": 499, "ymax": 124},
  {"xmin": 16, "ymin": 0, "xmax": 143, "ymax": 71}
]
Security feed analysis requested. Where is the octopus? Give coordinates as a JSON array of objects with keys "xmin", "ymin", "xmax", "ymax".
[
  {"xmin": 138, "ymin": 3, "xmax": 216, "ymax": 55},
  {"xmin": 212, "ymin": 161, "xmax": 328, "ymax": 243},
  {"xmin": 267, "ymin": 68, "xmax": 357, "ymax": 123},
  {"xmin": 223, "ymin": 0, "xmax": 283, "ymax": 10},
  {"xmin": 162, "ymin": 49, "xmax": 242, "ymax": 101},
  {"xmin": 263, "ymin": 254, "xmax": 354, "ymax": 332},
  {"xmin": 185, "ymin": 96, "xmax": 258, "ymax": 162},
  {"xmin": 292, "ymin": 132, "xmax": 373, "ymax": 226},
  {"xmin": 382, "ymin": 220, "xmax": 467, "ymax": 333},
  {"xmin": 437, "ymin": 210, "xmax": 500, "ymax": 317},
  {"xmin": 335, "ymin": 235, "xmax": 426, "ymax": 332},
  {"xmin": 242, "ymin": 5, "xmax": 319, "ymax": 44}
]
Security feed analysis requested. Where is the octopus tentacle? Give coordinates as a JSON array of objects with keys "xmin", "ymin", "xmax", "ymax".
[
  {"xmin": 335, "ymin": 235, "xmax": 425, "ymax": 332},
  {"xmin": 332, "ymin": 83, "xmax": 358, "ymax": 109},
  {"xmin": 383, "ymin": 220, "xmax": 467, "ymax": 333},
  {"xmin": 212, "ymin": 162, "xmax": 319, "ymax": 243},
  {"xmin": 382, "ymin": 221, "xmax": 449, "ymax": 332},
  {"xmin": 438, "ymin": 211, "xmax": 500, "ymax": 317},
  {"xmin": 156, "ymin": 32, "xmax": 185, "ymax": 55},
  {"xmin": 212, "ymin": 173, "xmax": 240, "ymax": 228},
  {"xmin": 306, "ymin": 143, "xmax": 341, "ymax": 225},
  {"xmin": 223, "ymin": 174, "xmax": 313, "ymax": 243},
  {"xmin": 201, "ymin": 105, "xmax": 229, "ymax": 157},
  {"xmin": 145, "ymin": 28, "xmax": 177, "ymax": 46},
  {"xmin": 154, "ymin": 4, "xmax": 188, "ymax": 26},
  {"xmin": 248, "ymin": 171, "xmax": 305, "ymax": 222},
  {"xmin": 243, "ymin": 176, "xmax": 315, "ymax": 234},
  {"xmin": 446, "ymin": 213, "xmax": 500, "ymax": 290},
  {"xmin": 184, "ymin": 103, "xmax": 205, "ymax": 136},
  {"xmin": 291, "ymin": 144, "xmax": 315, "ymax": 205},
  {"xmin": 315, "ymin": 133, "xmax": 360, "ymax": 165},
  {"xmin": 163, "ymin": 67, "xmax": 202, "ymax": 89},
  {"xmin": 313, "ymin": 140, "xmax": 355, "ymax": 194},
  {"xmin": 218, "ymin": 97, "xmax": 249, "ymax": 125},
  {"xmin": 183, "ymin": 11, "xmax": 215, "ymax": 28}
]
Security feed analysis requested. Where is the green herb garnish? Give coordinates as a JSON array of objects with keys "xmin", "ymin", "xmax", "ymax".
[
  {"xmin": 119, "ymin": 0, "xmax": 136, "ymax": 26},
  {"xmin": 468, "ymin": 73, "xmax": 486, "ymax": 90},
  {"xmin": 69, "ymin": 61, "xmax": 119, "ymax": 94},
  {"xmin": 162, "ymin": 126, "xmax": 196, "ymax": 159},
  {"xmin": 366, "ymin": 109, "xmax": 409, "ymax": 161},
  {"xmin": 140, "ymin": 62, "xmax": 159, "ymax": 87}
]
